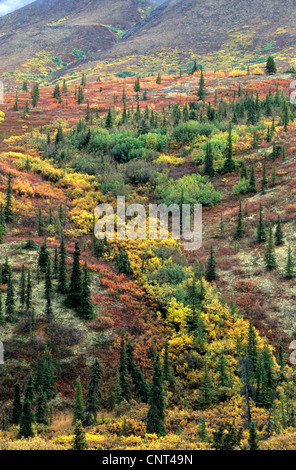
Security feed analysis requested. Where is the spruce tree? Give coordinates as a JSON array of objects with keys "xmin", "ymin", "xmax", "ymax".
[
  {"xmin": 44, "ymin": 258, "xmax": 53, "ymax": 300},
  {"xmin": 203, "ymin": 142, "xmax": 214, "ymax": 177},
  {"xmin": 83, "ymin": 360, "xmax": 103, "ymax": 427},
  {"xmin": 197, "ymin": 68, "xmax": 206, "ymax": 101},
  {"xmin": 126, "ymin": 338, "xmax": 150, "ymax": 402},
  {"xmin": 198, "ymin": 417, "xmax": 209, "ymax": 442},
  {"xmin": 25, "ymin": 270, "xmax": 32, "ymax": 312},
  {"xmin": 223, "ymin": 122, "xmax": 235, "ymax": 173},
  {"xmin": 42, "ymin": 348, "xmax": 55, "ymax": 398},
  {"xmin": 12, "ymin": 382, "xmax": 22, "ymax": 425},
  {"xmin": 24, "ymin": 373, "xmax": 34, "ymax": 403},
  {"xmin": 18, "ymin": 398, "xmax": 35, "ymax": 439},
  {"xmin": 71, "ymin": 420, "xmax": 88, "ymax": 450},
  {"xmin": 205, "ymin": 245, "xmax": 217, "ymax": 282},
  {"xmin": 163, "ymin": 338, "xmax": 175, "ymax": 385},
  {"xmin": 19, "ymin": 264, "xmax": 26, "ymax": 311},
  {"xmin": 274, "ymin": 215, "xmax": 284, "ymax": 245},
  {"xmin": 265, "ymin": 56, "xmax": 277, "ymax": 75},
  {"xmin": 264, "ymin": 225, "xmax": 277, "ymax": 270},
  {"xmin": 65, "ymin": 242, "xmax": 82, "ymax": 310},
  {"xmin": 248, "ymin": 419, "xmax": 259, "ymax": 450},
  {"xmin": 38, "ymin": 238, "xmax": 50, "ymax": 273},
  {"xmin": 285, "ymin": 244, "xmax": 295, "ymax": 279},
  {"xmin": 77, "ymin": 262, "xmax": 94, "ymax": 320},
  {"xmin": 105, "ymin": 107, "xmax": 113, "ymax": 129},
  {"xmin": 249, "ymin": 162, "xmax": 257, "ymax": 193},
  {"xmin": 256, "ymin": 204, "xmax": 266, "ymax": 243},
  {"xmin": 199, "ymin": 356, "xmax": 215, "ymax": 409},
  {"xmin": 58, "ymin": 235, "xmax": 68, "ymax": 294},
  {"xmin": 234, "ymin": 200, "xmax": 244, "ymax": 239},
  {"xmin": 35, "ymin": 388, "xmax": 48, "ymax": 425},
  {"xmin": 72, "ymin": 377, "xmax": 84, "ymax": 425},
  {"xmin": 146, "ymin": 354, "xmax": 167, "ymax": 437},
  {"xmin": 118, "ymin": 332, "xmax": 131, "ymax": 403}
]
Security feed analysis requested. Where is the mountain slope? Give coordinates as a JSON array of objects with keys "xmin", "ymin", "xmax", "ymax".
[{"xmin": 0, "ymin": 0, "xmax": 149, "ymax": 75}]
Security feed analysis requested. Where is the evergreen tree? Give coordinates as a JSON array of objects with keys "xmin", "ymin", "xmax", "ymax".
[
  {"xmin": 77, "ymin": 262, "xmax": 94, "ymax": 320},
  {"xmin": 65, "ymin": 242, "xmax": 82, "ymax": 310},
  {"xmin": 134, "ymin": 78, "xmax": 140, "ymax": 92},
  {"xmin": 117, "ymin": 332, "xmax": 131, "ymax": 403},
  {"xmin": 126, "ymin": 338, "xmax": 150, "ymax": 402},
  {"xmin": 198, "ymin": 417, "xmax": 209, "ymax": 442},
  {"xmin": 58, "ymin": 235, "xmax": 68, "ymax": 294},
  {"xmin": 248, "ymin": 419, "xmax": 259, "ymax": 450},
  {"xmin": 18, "ymin": 399, "xmax": 34, "ymax": 439},
  {"xmin": 35, "ymin": 388, "xmax": 48, "ymax": 425},
  {"xmin": 38, "ymin": 238, "xmax": 50, "ymax": 273},
  {"xmin": 285, "ymin": 244, "xmax": 295, "ymax": 279},
  {"xmin": 240, "ymin": 159, "xmax": 249, "ymax": 180},
  {"xmin": 261, "ymin": 156, "xmax": 267, "ymax": 193},
  {"xmin": 199, "ymin": 356, "xmax": 215, "ymax": 408},
  {"xmin": 163, "ymin": 338, "xmax": 175, "ymax": 385},
  {"xmin": 156, "ymin": 72, "xmax": 162, "ymax": 84},
  {"xmin": 197, "ymin": 68, "xmax": 206, "ymax": 101},
  {"xmin": 31, "ymin": 83, "xmax": 39, "ymax": 107},
  {"xmin": 22, "ymin": 81, "xmax": 28, "ymax": 92},
  {"xmin": 12, "ymin": 382, "xmax": 22, "ymax": 425},
  {"xmin": 71, "ymin": 420, "xmax": 88, "ymax": 450},
  {"xmin": 203, "ymin": 142, "xmax": 214, "ymax": 177},
  {"xmin": 72, "ymin": 377, "xmax": 84, "ymax": 425},
  {"xmin": 83, "ymin": 360, "xmax": 103, "ymax": 427},
  {"xmin": 234, "ymin": 200, "xmax": 244, "ymax": 239},
  {"xmin": 205, "ymin": 245, "xmax": 217, "ymax": 282},
  {"xmin": 256, "ymin": 204, "xmax": 266, "ymax": 243},
  {"xmin": 42, "ymin": 348, "xmax": 55, "ymax": 398},
  {"xmin": 249, "ymin": 162, "xmax": 257, "ymax": 193},
  {"xmin": 53, "ymin": 247, "xmax": 59, "ymax": 279},
  {"xmin": 146, "ymin": 354, "xmax": 167, "ymax": 437},
  {"xmin": 24, "ymin": 373, "xmax": 34, "ymax": 403},
  {"xmin": 25, "ymin": 270, "xmax": 32, "ymax": 312},
  {"xmin": 105, "ymin": 107, "xmax": 113, "ymax": 129},
  {"xmin": 274, "ymin": 215, "xmax": 284, "ymax": 245},
  {"xmin": 265, "ymin": 56, "xmax": 277, "ymax": 75},
  {"xmin": 223, "ymin": 122, "xmax": 235, "ymax": 173},
  {"xmin": 45, "ymin": 297, "xmax": 53, "ymax": 323},
  {"xmin": 264, "ymin": 225, "xmax": 277, "ymax": 270},
  {"xmin": 44, "ymin": 258, "xmax": 53, "ymax": 300}
]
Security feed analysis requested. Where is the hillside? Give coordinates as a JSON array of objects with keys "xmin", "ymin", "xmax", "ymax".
[
  {"xmin": 0, "ymin": 0, "xmax": 149, "ymax": 79},
  {"xmin": 0, "ymin": 68, "xmax": 295, "ymax": 449},
  {"xmin": 1, "ymin": 0, "xmax": 296, "ymax": 84}
]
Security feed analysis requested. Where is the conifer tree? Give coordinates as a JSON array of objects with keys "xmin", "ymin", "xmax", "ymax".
[
  {"xmin": 274, "ymin": 215, "xmax": 284, "ymax": 245},
  {"xmin": 44, "ymin": 258, "xmax": 53, "ymax": 300},
  {"xmin": 106, "ymin": 378, "xmax": 116, "ymax": 411},
  {"xmin": 12, "ymin": 382, "xmax": 22, "ymax": 425},
  {"xmin": 248, "ymin": 419, "xmax": 259, "ymax": 450},
  {"xmin": 53, "ymin": 247, "xmax": 59, "ymax": 279},
  {"xmin": 198, "ymin": 417, "xmax": 209, "ymax": 442},
  {"xmin": 199, "ymin": 356, "xmax": 215, "ymax": 409},
  {"xmin": 18, "ymin": 399, "xmax": 34, "ymax": 439},
  {"xmin": 72, "ymin": 377, "xmax": 84, "ymax": 425},
  {"xmin": 205, "ymin": 245, "xmax": 217, "ymax": 282},
  {"xmin": 249, "ymin": 162, "xmax": 257, "ymax": 193},
  {"xmin": 58, "ymin": 235, "xmax": 68, "ymax": 294},
  {"xmin": 134, "ymin": 78, "xmax": 140, "ymax": 92},
  {"xmin": 65, "ymin": 242, "xmax": 82, "ymax": 310},
  {"xmin": 71, "ymin": 420, "xmax": 88, "ymax": 450},
  {"xmin": 261, "ymin": 156, "xmax": 267, "ymax": 193},
  {"xmin": 203, "ymin": 142, "xmax": 214, "ymax": 177},
  {"xmin": 223, "ymin": 122, "xmax": 235, "ymax": 173},
  {"xmin": 83, "ymin": 360, "xmax": 103, "ymax": 427},
  {"xmin": 38, "ymin": 238, "xmax": 50, "ymax": 273},
  {"xmin": 45, "ymin": 297, "xmax": 53, "ymax": 323},
  {"xmin": 35, "ymin": 388, "xmax": 48, "ymax": 425},
  {"xmin": 25, "ymin": 270, "xmax": 32, "ymax": 312},
  {"xmin": 42, "ymin": 348, "xmax": 55, "ymax": 398},
  {"xmin": 285, "ymin": 244, "xmax": 295, "ymax": 279},
  {"xmin": 156, "ymin": 72, "xmax": 162, "ymax": 84},
  {"xmin": 163, "ymin": 338, "xmax": 175, "ymax": 385},
  {"xmin": 197, "ymin": 68, "xmax": 206, "ymax": 101},
  {"xmin": 105, "ymin": 107, "xmax": 113, "ymax": 129},
  {"xmin": 234, "ymin": 200, "xmax": 244, "ymax": 239},
  {"xmin": 118, "ymin": 332, "xmax": 131, "ymax": 403},
  {"xmin": 264, "ymin": 225, "xmax": 277, "ymax": 270},
  {"xmin": 256, "ymin": 204, "xmax": 266, "ymax": 243},
  {"xmin": 240, "ymin": 159, "xmax": 249, "ymax": 180},
  {"xmin": 4, "ymin": 172, "xmax": 13, "ymax": 223},
  {"xmin": 126, "ymin": 338, "xmax": 150, "ymax": 402},
  {"xmin": 146, "ymin": 354, "xmax": 167, "ymax": 437},
  {"xmin": 24, "ymin": 373, "xmax": 34, "ymax": 403},
  {"xmin": 77, "ymin": 262, "xmax": 94, "ymax": 320}
]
